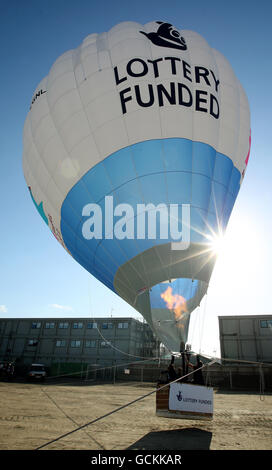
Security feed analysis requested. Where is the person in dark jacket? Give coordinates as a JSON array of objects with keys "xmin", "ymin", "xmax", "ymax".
[
  {"xmin": 167, "ymin": 363, "xmax": 177, "ymax": 382},
  {"xmin": 188, "ymin": 355, "xmax": 204, "ymax": 385},
  {"xmin": 158, "ymin": 356, "xmax": 178, "ymax": 384}
]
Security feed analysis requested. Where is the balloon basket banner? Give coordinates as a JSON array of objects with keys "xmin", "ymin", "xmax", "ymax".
[{"xmin": 156, "ymin": 382, "xmax": 213, "ymax": 420}]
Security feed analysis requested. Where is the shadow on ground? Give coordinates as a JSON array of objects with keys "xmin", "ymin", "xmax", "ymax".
[{"xmin": 127, "ymin": 428, "xmax": 212, "ymax": 450}]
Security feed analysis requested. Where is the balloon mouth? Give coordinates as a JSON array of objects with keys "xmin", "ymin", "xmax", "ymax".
[{"xmin": 143, "ymin": 277, "xmax": 208, "ymax": 352}]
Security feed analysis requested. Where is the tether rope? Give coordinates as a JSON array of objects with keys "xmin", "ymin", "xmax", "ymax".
[{"xmin": 35, "ymin": 359, "xmax": 216, "ymax": 450}]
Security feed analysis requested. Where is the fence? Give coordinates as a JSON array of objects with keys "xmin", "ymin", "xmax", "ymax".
[
  {"xmin": 38, "ymin": 359, "xmax": 272, "ymax": 393},
  {"xmin": 85, "ymin": 361, "xmax": 272, "ymax": 392}
]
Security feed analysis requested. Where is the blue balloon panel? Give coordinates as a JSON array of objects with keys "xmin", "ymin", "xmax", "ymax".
[{"xmin": 60, "ymin": 138, "xmax": 241, "ymax": 292}]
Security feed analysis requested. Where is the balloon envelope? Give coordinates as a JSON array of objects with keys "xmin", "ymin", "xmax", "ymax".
[{"xmin": 22, "ymin": 21, "xmax": 250, "ymax": 353}]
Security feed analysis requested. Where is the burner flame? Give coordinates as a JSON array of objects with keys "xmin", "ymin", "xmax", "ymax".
[{"xmin": 160, "ymin": 286, "xmax": 187, "ymax": 328}]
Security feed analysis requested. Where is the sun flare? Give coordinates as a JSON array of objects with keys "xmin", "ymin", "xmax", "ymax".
[{"xmin": 208, "ymin": 233, "xmax": 226, "ymax": 255}]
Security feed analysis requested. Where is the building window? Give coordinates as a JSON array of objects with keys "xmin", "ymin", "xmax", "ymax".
[
  {"xmin": 45, "ymin": 322, "xmax": 55, "ymax": 329},
  {"xmin": 100, "ymin": 340, "xmax": 111, "ymax": 348},
  {"xmin": 101, "ymin": 323, "xmax": 113, "ymax": 329},
  {"xmin": 73, "ymin": 322, "xmax": 83, "ymax": 329},
  {"xmin": 31, "ymin": 322, "xmax": 41, "ymax": 329},
  {"xmin": 85, "ymin": 340, "xmax": 96, "ymax": 348},
  {"xmin": 56, "ymin": 340, "xmax": 66, "ymax": 347},
  {"xmin": 260, "ymin": 320, "xmax": 272, "ymax": 328},
  {"xmin": 28, "ymin": 339, "xmax": 38, "ymax": 346},
  {"xmin": 71, "ymin": 340, "xmax": 81, "ymax": 348},
  {"xmin": 87, "ymin": 322, "xmax": 97, "ymax": 329},
  {"xmin": 118, "ymin": 322, "xmax": 129, "ymax": 329},
  {"xmin": 59, "ymin": 322, "xmax": 69, "ymax": 329}
]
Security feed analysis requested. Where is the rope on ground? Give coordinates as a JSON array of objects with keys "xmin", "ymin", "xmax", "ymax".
[
  {"xmin": 40, "ymin": 385, "xmax": 106, "ymax": 450},
  {"xmin": 34, "ymin": 359, "xmax": 216, "ymax": 450}
]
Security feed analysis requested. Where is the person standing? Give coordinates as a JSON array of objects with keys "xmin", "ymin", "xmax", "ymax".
[{"xmin": 187, "ymin": 355, "xmax": 204, "ymax": 385}]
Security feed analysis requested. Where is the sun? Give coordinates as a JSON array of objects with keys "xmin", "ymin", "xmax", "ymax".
[
  {"xmin": 205, "ymin": 213, "xmax": 263, "ymax": 287},
  {"xmin": 208, "ymin": 233, "xmax": 226, "ymax": 256},
  {"xmin": 204, "ymin": 226, "xmax": 227, "ymax": 257}
]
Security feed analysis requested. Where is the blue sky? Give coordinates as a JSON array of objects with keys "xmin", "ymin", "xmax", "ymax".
[{"xmin": 0, "ymin": 0, "xmax": 271, "ymax": 357}]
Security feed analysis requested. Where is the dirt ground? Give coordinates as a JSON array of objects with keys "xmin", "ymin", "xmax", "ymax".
[{"xmin": 0, "ymin": 379, "xmax": 271, "ymax": 450}]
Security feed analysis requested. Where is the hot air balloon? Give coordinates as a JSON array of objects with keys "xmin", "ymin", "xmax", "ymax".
[{"xmin": 22, "ymin": 20, "xmax": 250, "ymax": 358}]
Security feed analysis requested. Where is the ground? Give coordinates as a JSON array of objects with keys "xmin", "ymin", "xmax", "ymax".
[{"xmin": 0, "ymin": 380, "xmax": 271, "ymax": 450}]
